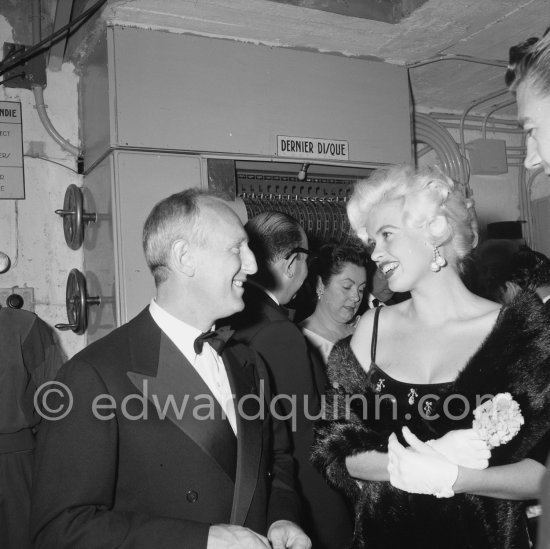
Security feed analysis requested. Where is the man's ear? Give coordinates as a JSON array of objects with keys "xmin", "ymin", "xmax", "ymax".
[
  {"xmin": 171, "ymin": 239, "xmax": 195, "ymax": 276},
  {"xmin": 284, "ymin": 253, "xmax": 297, "ymax": 279}
]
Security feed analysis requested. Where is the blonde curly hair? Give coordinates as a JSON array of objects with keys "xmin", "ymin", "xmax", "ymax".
[{"xmin": 347, "ymin": 164, "xmax": 478, "ymax": 269}]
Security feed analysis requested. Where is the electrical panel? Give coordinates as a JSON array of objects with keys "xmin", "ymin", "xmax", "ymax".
[
  {"xmin": 467, "ymin": 139, "xmax": 508, "ymax": 175},
  {"xmin": 1, "ymin": 43, "xmax": 46, "ymax": 89}
]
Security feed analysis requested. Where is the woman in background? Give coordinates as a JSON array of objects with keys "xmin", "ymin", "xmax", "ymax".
[
  {"xmin": 311, "ymin": 164, "xmax": 550, "ymax": 549},
  {"xmin": 299, "ymin": 243, "xmax": 367, "ymax": 364}
]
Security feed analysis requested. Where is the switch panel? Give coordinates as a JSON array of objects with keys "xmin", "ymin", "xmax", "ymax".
[
  {"xmin": 0, "ymin": 287, "xmax": 35, "ymax": 312},
  {"xmin": 2, "ymin": 43, "xmax": 47, "ymax": 89}
]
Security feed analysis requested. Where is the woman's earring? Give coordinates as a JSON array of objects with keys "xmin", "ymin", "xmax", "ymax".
[
  {"xmin": 430, "ymin": 245, "xmax": 447, "ymax": 272},
  {"xmin": 316, "ymin": 288, "xmax": 324, "ymax": 300}
]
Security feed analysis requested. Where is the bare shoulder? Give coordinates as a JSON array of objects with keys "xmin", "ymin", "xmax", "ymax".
[
  {"xmin": 350, "ymin": 309, "xmax": 376, "ymax": 367},
  {"xmin": 470, "ymin": 295, "xmax": 502, "ymax": 328}
]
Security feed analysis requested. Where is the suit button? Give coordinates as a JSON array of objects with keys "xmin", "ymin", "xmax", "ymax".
[{"xmin": 186, "ymin": 490, "xmax": 199, "ymax": 503}]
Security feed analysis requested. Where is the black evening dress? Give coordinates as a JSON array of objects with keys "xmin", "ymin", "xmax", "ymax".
[{"xmin": 312, "ymin": 293, "xmax": 550, "ymax": 549}]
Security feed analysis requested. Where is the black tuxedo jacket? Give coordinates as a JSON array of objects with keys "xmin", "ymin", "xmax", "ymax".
[
  {"xmin": 226, "ymin": 284, "xmax": 353, "ymax": 549},
  {"xmin": 31, "ymin": 307, "xmax": 299, "ymax": 549}
]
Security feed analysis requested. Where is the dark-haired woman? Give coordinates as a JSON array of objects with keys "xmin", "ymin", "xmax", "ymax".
[{"xmin": 299, "ymin": 243, "xmax": 367, "ymax": 364}]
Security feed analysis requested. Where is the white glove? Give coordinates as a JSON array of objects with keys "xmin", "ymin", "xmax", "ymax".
[
  {"xmin": 426, "ymin": 429, "xmax": 490, "ymax": 470},
  {"xmin": 387, "ymin": 426, "xmax": 458, "ymax": 498}
]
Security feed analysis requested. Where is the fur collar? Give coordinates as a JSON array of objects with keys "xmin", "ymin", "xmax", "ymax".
[
  {"xmin": 327, "ymin": 290, "xmax": 550, "ymax": 462},
  {"xmin": 312, "ymin": 291, "xmax": 550, "ymax": 549}
]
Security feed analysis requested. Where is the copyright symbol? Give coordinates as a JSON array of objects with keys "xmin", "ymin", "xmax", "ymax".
[{"xmin": 34, "ymin": 381, "xmax": 73, "ymax": 420}]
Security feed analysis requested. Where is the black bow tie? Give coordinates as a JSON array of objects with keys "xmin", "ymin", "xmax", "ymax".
[{"xmin": 193, "ymin": 327, "xmax": 234, "ymax": 355}]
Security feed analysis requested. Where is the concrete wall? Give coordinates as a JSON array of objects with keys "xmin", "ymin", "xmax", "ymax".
[{"xmin": 0, "ymin": 15, "xmax": 85, "ymax": 360}]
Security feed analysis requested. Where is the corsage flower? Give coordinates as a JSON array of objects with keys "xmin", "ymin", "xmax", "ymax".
[{"xmin": 472, "ymin": 392, "xmax": 524, "ymax": 449}]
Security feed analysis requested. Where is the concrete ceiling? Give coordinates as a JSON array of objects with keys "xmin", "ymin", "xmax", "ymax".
[
  {"xmin": 3, "ymin": 0, "xmax": 549, "ymax": 117},
  {"xmin": 103, "ymin": 0, "xmax": 548, "ymax": 117}
]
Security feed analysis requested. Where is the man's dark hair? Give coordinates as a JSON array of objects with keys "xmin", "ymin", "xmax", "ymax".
[
  {"xmin": 509, "ymin": 246, "xmax": 550, "ymax": 291},
  {"xmin": 246, "ymin": 211, "xmax": 304, "ymax": 263},
  {"xmin": 505, "ymin": 26, "xmax": 550, "ymax": 94},
  {"xmin": 461, "ymin": 239, "xmax": 519, "ymax": 302}
]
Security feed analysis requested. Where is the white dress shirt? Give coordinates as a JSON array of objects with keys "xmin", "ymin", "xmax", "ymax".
[{"xmin": 149, "ymin": 299, "xmax": 237, "ymax": 434}]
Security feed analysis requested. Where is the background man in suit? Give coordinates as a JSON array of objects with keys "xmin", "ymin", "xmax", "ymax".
[
  {"xmin": 227, "ymin": 211, "xmax": 353, "ymax": 549},
  {"xmin": 31, "ymin": 190, "xmax": 310, "ymax": 549}
]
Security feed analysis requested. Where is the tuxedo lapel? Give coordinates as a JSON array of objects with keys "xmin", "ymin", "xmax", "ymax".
[
  {"xmin": 223, "ymin": 347, "xmax": 263, "ymax": 525},
  {"xmin": 127, "ymin": 313, "xmax": 237, "ymax": 483}
]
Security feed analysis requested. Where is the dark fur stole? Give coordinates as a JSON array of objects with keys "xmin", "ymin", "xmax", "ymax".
[{"xmin": 311, "ymin": 291, "xmax": 550, "ymax": 549}]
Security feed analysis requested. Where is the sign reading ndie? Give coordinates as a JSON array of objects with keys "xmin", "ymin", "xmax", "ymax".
[
  {"xmin": 277, "ymin": 135, "xmax": 349, "ymax": 160},
  {"xmin": 0, "ymin": 101, "xmax": 24, "ymax": 199}
]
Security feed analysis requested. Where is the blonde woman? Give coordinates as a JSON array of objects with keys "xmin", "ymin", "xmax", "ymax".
[{"xmin": 312, "ymin": 165, "xmax": 550, "ymax": 549}]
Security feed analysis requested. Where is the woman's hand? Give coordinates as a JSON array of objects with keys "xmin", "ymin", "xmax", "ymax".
[
  {"xmin": 387, "ymin": 426, "xmax": 458, "ymax": 498},
  {"xmin": 426, "ymin": 429, "xmax": 491, "ymax": 470}
]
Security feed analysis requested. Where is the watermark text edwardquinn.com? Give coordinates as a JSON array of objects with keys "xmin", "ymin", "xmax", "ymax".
[{"xmin": 34, "ymin": 379, "xmax": 495, "ymax": 431}]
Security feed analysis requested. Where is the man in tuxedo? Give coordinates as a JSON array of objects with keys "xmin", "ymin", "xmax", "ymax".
[
  {"xmin": 31, "ymin": 190, "xmax": 310, "ymax": 549},
  {"xmin": 226, "ymin": 211, "xmax": 353, "ymax": 549}
]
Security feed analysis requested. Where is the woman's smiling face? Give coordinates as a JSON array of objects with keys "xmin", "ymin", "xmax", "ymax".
[{"xmin": 366, "ymin": 200, "xmax": 430, "ymax": 293}]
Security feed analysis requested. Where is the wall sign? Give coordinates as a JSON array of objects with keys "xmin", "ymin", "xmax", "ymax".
[
  {"xmin": 277, "ymin": 135, "xmax": 349, "ymax": 160},
  {"xmin": 0, "ymin": 101, "xmax": 24, "ymax": 199}
]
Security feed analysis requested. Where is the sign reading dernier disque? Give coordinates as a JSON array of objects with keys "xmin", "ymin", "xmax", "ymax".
[{"xmin": 277, "ymin": 135, "xmax": 349, "ymax": 161}]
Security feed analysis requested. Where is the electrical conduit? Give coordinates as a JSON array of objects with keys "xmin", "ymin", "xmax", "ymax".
[{"xmin": 31, "ymin": 0, "xmax": 80, "ymax": 157}]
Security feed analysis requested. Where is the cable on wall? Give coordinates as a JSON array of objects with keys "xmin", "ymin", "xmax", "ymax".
[
  {"xmin": 407, "ymin": 53, "xmax": 508, "ymax": 70},
  {"xmin": 0, "ymin": 0, "xmax": 108, "ymax": 77},
  {"xmin": 458, "ymin": 89, "xmax": 510, "ymax": 159},
  {"xmin": 0, "ymin": 73, "xmax": 25, "ymax": 86},
  {"xmin": 32, "ymin": 86, "xmax": 80, "ymax": 156},
  {"xmin": 30, "ymin": 0, "xmax": 81, "ymax": 158},
  {"xmin": 414, "ymin": 113, "xmax": 469, "ymax": 193},
  {"xmin": 482, "ymin": 99, "xmax": 516, "ymax": 139}
]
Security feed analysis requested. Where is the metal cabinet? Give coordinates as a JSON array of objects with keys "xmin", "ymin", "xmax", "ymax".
[
  {"xmin": 82, "ymin": 151, "xmax": 202, "ymax": 343},
  {"xmin": 71, "ymin": 22, "xmax": 413, "ymax": 342},
  {"xmin": 80, "ymin": 26, "xmax": 412, "ymax": 172}
]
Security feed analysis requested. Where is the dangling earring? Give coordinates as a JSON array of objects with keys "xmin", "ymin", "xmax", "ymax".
[
  {"xmin": 316, "ymin": 284, "xmax": 324, "ymax": 300},
  {"xmin": 430, "ymin": 244, "xmax": 447, "ymax": 272}
]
